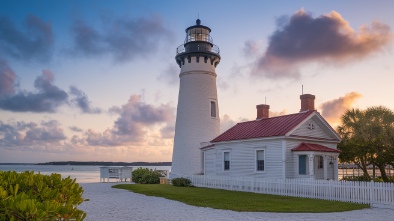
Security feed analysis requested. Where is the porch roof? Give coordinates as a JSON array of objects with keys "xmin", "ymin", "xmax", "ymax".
[{"xmin": 291, "ymin": 142, "xmax": 341, "ymax": 153}]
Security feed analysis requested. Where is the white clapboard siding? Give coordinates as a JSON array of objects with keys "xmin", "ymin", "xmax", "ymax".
[
  {"xmin": 209, "ymin": 139, "xmax": 283, "ymax": 178},
  {"xmin": 204, "ymin": 149, "xmax": 216, "ymax": 175},
  {"xmin": 285, "ymin": 140, "xmax": 300, "ymax": 178},
  {"xmin": 190, "ymin": 175, "xmax": 394, "ymax": 208},
  {"xmin": 291, "ymin": 117, "xmax": 334, "ymax": 139}
]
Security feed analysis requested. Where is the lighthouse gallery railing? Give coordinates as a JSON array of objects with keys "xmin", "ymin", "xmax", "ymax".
[{"xmin": 176, "ymin": 44, "xmax": 220, "ymax": 55}]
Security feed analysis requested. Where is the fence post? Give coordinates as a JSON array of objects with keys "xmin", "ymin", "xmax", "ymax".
[{"xmin": 370, "ymin": 180, "xmax": 374, "ymax": 207}]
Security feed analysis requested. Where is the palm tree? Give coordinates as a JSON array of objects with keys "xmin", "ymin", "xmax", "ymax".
[
  {"xmin": 338, "ymin": 106, "xmax": 394, "ymax": 182},
  {"xmin": 337, "ymin": 108, "xmax": 371, "ymax": 180}
]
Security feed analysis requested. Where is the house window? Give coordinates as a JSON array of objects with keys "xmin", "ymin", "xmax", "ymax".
[
  {"xmin": 211, "ymin": 101, "xmax": 216, "ymax": 118},
  {"xmin": 299, "ymin": 155, "xmax": 307, "ymax": 175},
  {"xmin": 256, "ymin": 150, "xmax": 265, "ymax": 171},
  {"xmin": 318, "ymin": 156, "xmax": 324, "ymax": 169},
  {"xmin": 223, "ymin": 152, "xmax": 230, "ymax": 170},
  {"xmin": 109, "ymin": 169, "xmax": 118, "ymax": 173}
]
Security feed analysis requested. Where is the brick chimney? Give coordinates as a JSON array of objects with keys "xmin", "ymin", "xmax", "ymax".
[
  {"xmin": 300, "ymin": 94, "xmax": 315, "ymax": 112},
  {"xmin": 256, "ymin": 104, "xmax": 270, "ymax": 119}
]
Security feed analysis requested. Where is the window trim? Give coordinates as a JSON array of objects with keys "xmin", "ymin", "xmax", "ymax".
[
  {"xmin": 254, "ymin": 148, "xmax": 266, "ymax": 173},
  {"xmin": 317, "ymin": 155, "xmax": 324, "ymax": 169},
  {"xmin": 203, "ymin": 152, "xmax": 206, "ymax": 175},
  {"xmin": 223, "ymin": 151, "xmax": 230, "ymax": 171},
  {"xmin": 210, "ymin": 99, "xmax": 217, "ymax": 119}
]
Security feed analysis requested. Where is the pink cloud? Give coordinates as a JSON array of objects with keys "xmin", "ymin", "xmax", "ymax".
[
  {"xmin": 253, "ymin": 9, "xmax": 392, "ymax": 79},
  {"xmin": 320, "ymin": 92, "xmax": 362, "ymax": 125}
]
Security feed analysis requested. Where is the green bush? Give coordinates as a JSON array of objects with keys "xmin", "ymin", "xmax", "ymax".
[
  {"xmin": 132, "ymin": 168, "xmax": 161, "ymax": 184},
  {"xmin": 171, "ymin": 178, "xmax": 192, "ymax": 187},
  {"xmin": 0, "ymin": 171, "xmax": 86, "ymax": 221},
  {"xmin": 341, "ymin": 175, "xmax": 394, "ymax": 183},
  {"xmin": 341, "ymin": 176, "xmax": 371, "ymax": 182}
]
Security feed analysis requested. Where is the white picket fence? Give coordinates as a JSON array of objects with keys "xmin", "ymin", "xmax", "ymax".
[{"xmin": 190, "ymin": 175, "xmax": 394, "ymax": 209}]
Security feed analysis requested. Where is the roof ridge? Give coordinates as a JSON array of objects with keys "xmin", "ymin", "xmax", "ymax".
[{"xmin": 236, "ymin": 110, "xmax": 316, "ymax": 125}]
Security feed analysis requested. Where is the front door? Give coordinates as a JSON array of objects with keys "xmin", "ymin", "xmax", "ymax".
[{"xmin": 299, "ymin": 155, "xmax": 307, "ymax": 175}]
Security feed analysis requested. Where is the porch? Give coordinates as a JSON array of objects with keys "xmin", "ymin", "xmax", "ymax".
[{"xmin": 292, "ymin": 143, "xmax": 340, "ymax": 180}]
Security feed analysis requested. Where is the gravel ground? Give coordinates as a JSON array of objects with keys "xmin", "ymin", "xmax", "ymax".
[{"xmin": 79, "ymin": 182, "xmax": 394, "ymax": 221}]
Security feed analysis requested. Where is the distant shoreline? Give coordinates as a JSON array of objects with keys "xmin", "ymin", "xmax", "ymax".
[{"xmin": 0, "ymin": 161, "xmax": 172, "ymax": 166}]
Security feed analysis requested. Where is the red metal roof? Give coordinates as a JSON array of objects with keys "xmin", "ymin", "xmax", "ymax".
[
  {"xmin": 211, "ymin": 110, "xmax": 315, "ymax": 142},
  {"xmin": 291, "ymin": 142, "xmax": 340, "ymax": 153}
]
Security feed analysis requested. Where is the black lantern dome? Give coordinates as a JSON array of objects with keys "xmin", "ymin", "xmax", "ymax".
[{"xmin": 175, "ymin": 19, "xmax": 220, "ymax": 67}]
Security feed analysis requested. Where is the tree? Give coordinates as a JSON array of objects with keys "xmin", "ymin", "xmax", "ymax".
[
  {"xmin": 363, "ymin": 106, "xmax": 394, "ymax": 181},
  {"xmin": 337, "ymin": 108, "xmax": 372, "ymax": 180},
  {"xmin": 337, "ymin": 106, "xmax": 394, "ymax": 182}
]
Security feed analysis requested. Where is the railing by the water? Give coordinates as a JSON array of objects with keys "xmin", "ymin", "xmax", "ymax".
[
  {"xmin": 190, "ymin": 175, "xmax": 394, "ymax": 209},
  {"xmin": 338, "ymin": 164, "xmax": 394, "ymax": 179}
]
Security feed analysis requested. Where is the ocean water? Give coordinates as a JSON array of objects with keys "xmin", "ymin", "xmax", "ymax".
[{"xmin": 0, "ymin": 165, "xmax": 171, "ymax": 183}]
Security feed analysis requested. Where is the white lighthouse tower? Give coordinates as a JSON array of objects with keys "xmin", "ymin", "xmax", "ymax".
[{"xmin": 171, "ymin": 19, "xmax": 221, "ymax": 178}]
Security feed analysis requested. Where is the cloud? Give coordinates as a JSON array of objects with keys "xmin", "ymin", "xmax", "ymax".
[
  {"xmin": 0, "ymin": 60, "xmax": 17, "ymax": 97},
  {"xmin": 217, "ymin": 79, "xmax": 229, "ymax": 90},
  {"xmin": 157, "ymin": 64, "xmax": 179, "ymax": 85},
  {"xmin": 0, "ymin": 95, "xmax": 176, "ymax": 161},
  {"xmin": 69, "ymin": 126, "xmax": 83, "ymax": 132},
  {"xmin": 0, "ymin": 70, "xmax": 68, "ymax": 112},
  {"xmin": 253, "ymin": 9, "xmax": 392, "ymax": 79},
  {"xmin": 160, "ymin": 123, "xmax": 175, "ymax": 139},
  {"xmin": 320, "ymin": 92, "xmax": 362, "ymax": 125},
  {"xmin": 70, "ymin": 20, "xmax": 105, "ymax": 56},
  {"xmin": 113, "ymin": 95, "xmax": 174, "ymax": 134},
  {"xmin": 221, "ymin": 114, "xmax": 237, "ymax": 132},
  {"xmin": 220, "ymin": 114, "xmax": 250, "ymax": 133},
  {"xmin": 0, "ymin": 64, "xmax": 101, "ymax": 113},
  {"xmin": 0, "ymin": 15, "xmax": 53, "ymax": 62},
  {"xmin": 83, "ymin": 95, "xmax": 175, "ymax": 146},
  {"xmin": 84, "ymin": 128, "xmax": 120, "ymax": 146},
  {"xmin": 70, "ymin": 15, "xmax": 173, "ymax": 62},
  {"xmin": 69, "ymin": 86, "xmax": 102, "ymax": 114},
  {"xmin": 270, "ymin": 109, "xmax": 288, "ymax": 117},
  {"xmin": 0, "ymin": 120, "xmax": 66, "ymax": 149},
  {"xmin": 243, "ymin": 40, "xmax": 263, "ymax": 57}
]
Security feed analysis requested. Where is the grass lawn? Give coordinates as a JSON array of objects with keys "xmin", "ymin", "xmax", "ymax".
[{"xmin": 112, "ymin": 184, "xmax": 369, "ymax": 213}]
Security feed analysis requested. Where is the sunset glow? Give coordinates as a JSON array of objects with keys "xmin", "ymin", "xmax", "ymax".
[{"xmin": 0, "ymin": 0, "xmax": 393, "ymax": 163}]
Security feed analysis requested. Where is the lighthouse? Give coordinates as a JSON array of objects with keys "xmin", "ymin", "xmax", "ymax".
[{"xmin": 171, "ymin": 19, "xmax": 221, "ymax": 178}]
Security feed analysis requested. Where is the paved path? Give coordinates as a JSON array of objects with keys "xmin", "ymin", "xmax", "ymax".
[{"xmin": 79, "ymin": 182, "xmax": 394, "ymax": 221}]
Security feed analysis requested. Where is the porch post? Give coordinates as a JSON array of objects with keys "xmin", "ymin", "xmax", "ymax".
[
  {"xmin": 323, "ymin": 155, "xmax": 328, "ymax": 180},
  {"xmin": 309, "ymin": 154, "xmax": 314, "ymax": 178},
  {"xmin": 334, "ymin": 156, "xmax": 339, "ymax": 180}
]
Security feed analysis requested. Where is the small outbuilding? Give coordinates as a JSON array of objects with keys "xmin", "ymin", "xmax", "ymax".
[
  {"xmin": 100, "ymin": 166, "xmax": 133, "ymax": 182},
  {"xmin": 201, "ymin": 94, "xmax": 341, "ymax": 180}
]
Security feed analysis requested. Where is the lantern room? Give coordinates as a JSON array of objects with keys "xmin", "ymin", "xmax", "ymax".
[{"xmin": 184, "ymin": 19, "xmax": 213, "ymax": 44}]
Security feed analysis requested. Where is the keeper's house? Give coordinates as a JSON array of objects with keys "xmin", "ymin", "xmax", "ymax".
[{"xmin": 201, "ymin": 94, "xmax": 341, "ymax": 180}]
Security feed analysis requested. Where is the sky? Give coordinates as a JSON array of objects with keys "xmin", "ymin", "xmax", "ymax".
[{"xmin": 0, "ymin": 0, "xmax": 393, "ymax": 163}]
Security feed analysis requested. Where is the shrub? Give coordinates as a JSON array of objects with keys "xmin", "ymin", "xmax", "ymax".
[
  {"xmin": 171, "ymin": 178, "xmax": 192, "ymax": 187},
  {"xmin": 132, "ymin": 168, "xmax": 161, "ymax": 184},
  {"xmin": 341, "ymin": 176, "xmax": 371, "ymax": 182},
  {"xmin": 0, "ymin": 171, "xmax": 86, "ymax": 221},
  {"xmin": 341, "ymin": 175, "xmax": 394, "ymax": 183}
]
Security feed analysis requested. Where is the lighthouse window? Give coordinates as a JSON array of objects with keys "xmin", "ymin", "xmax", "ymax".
[{"xmin": 210, "ymin": 101, "xmax": 216, "ymax": 118}]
